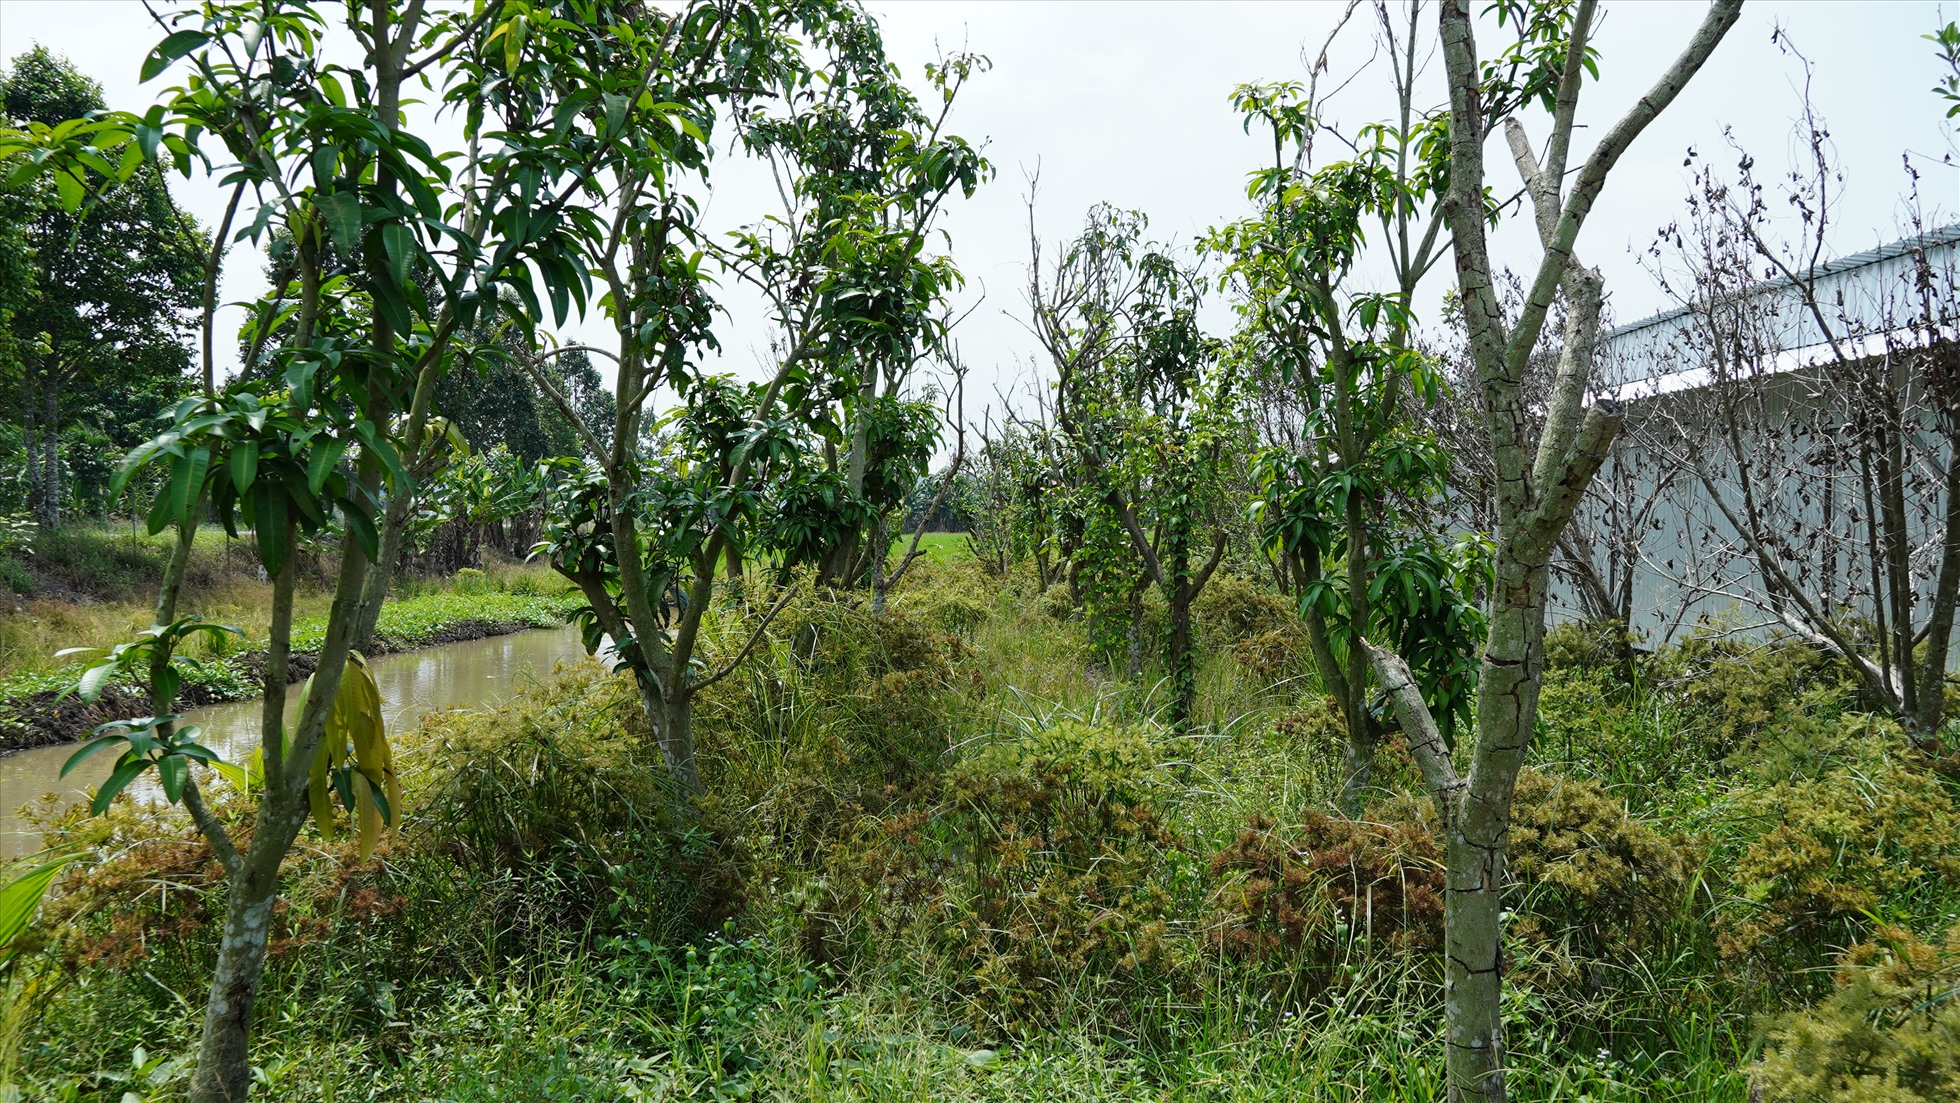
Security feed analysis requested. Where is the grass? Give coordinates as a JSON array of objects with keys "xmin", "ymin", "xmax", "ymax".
[
  {"xmin": 908, "ymin": 531, "xmax": 971, "ymax": 566},
  {"xmin": 5, "ymin": 557, "xmax": 1946, "ymax": 1101}
]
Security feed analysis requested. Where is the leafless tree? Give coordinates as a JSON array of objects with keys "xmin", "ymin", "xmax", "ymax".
[{"xmin": 1635, "ymin": 58, "xmax": 1960, "ymax": 745}]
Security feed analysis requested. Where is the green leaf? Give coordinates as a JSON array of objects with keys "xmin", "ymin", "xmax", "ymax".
[
  {"xmin": 0, "ymin": 855, "xmax": 81, "ymax": 964},
  {"xmin": 320, "ymin": 191, "xmax": 363, "ymax": 253},
  {"xmin": 157, "ymin": 755, "xmax": 187, "ymax": 805},
  {"xmin": 211, "ymin": 757, "xmax": 250, "ymax": 791},
  {"xmin": 77, "ymin": 663, "xmax": 117, "ymax": 704},
  {"xmin": 307, "ymin": 439, "xmax": 346, "ymax": 495},
  {"xmin": 178, "ymin": 446, "xmax": 211, "ymax": 527},
  {"xmin": 91, "ymin": 756, "xmax": 152, "ymax": 815},
  {"xmin": 342, "ymin": 499, "xmax": 380, "ymax": 561},
  {"xmin": 230, "ymin": 440, "xmax": 260, "ymax": 494},
  {"xmin": 380, "ymin": 222, "xmax": 413, "ymax": 294},
  {"xmin": 254, "ymin": 484, "xmax": 290, "ymax": 577},
  {"xmin": 60, "ymin": 733, "xmax": 128, "ymax": 778},
  {"xmin": 140, "ymin": 29, "xmax": 208, "ymax": 82}
]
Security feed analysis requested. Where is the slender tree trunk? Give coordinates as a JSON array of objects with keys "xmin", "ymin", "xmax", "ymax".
[
  {"xmin": 24, "ymin": 359, "xmax": 59, "ymax": 530},
  {"xmin": 40, "ymin": 382, "xmax": 58, "ymax": 527},
  {"xmin": 191, "ymin": 514, "xmax": 365, "ymax": 1102},
  {"xmin": 1168, "ymin": 583, "xmax": 1195, "ymax": 731},
  {"xmin": 1340, "ymin": 493, "xmax": 1375, "ymax": 812},
  {"xmin": 188, "ymin": 813, "xmax": 304, "ymax": 1103},
  {"xmin": 20, "ymin": 363, "xmax": 40, "ymax": 524}
]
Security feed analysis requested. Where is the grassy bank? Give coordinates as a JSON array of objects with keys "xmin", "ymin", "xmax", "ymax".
[
  {"xmin": 0, "ymin": 525, "xmax": 578, "ymax": 747},
  {"xmin": 3, "ymin": 556, "xmax": 1954, "ymax": 1100}
]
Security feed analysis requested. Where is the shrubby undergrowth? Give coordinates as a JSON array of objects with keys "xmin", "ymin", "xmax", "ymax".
[{"xmin": 2, "ymin": 558, "xmax": 1954, "ymax": 1100}]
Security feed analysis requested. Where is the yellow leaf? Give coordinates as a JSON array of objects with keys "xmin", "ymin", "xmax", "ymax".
[{"xmin": 301, "ymin": 651, "xmax": 398, "ymax": 858}]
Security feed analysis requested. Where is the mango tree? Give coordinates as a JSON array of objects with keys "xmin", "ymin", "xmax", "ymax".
[
  {"xmin": 524, "ymin": 2, "xmax": 986, "ymax": 794},
  {"xmin": 1207, "ymin": 59, "xmax": 1482, "ymax": 812},
  {"xmin": 1363, "ymin": 3, "xmax": 1743, "ymax": 1099},
  {"xmin": 1, "ymin": 1, "xmax": 693, "ymax": 1096},
  {"xmin": 1033, "ymin": 205, "xmax": 1244, "ymax": 731},
  {"xmin": 728, "ymin": 27, "xmax": 986, "ymax": 596}
]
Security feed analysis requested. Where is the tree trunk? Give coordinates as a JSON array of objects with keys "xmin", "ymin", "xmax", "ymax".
[
  {"xmin": 1442, "ymin": 558, "xmax": 1548, "ymax": 1102},
  {"xmin": 1441, "ymin": 825, "xmax": 1507, "ymax": 1101},
  {"xmin": 22, "ymin": 358, "xmax": 59, "ymax": 530},
  {"xmin": 1168, "ymin": 582, "xmax": 1195, "ymax": 731},
  {"xmin": 187, "ymin": 810, "xmax": 305, "ymax": 1103},
  {"xmin": 658, "ymin": 689, "xmax": 702, "ymax": 796},
  {"xmin": 20, "ymin": 364, "xmax": 35, "ymax": 523},
  {"xmin": 40, "ymin": 377, "xmax": 58, "ymax": 527}
]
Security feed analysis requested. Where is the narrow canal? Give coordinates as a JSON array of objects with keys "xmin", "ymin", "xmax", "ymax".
[{"xmin": 0, "ymin": 626, "xmax": 591, "ymax": 858}]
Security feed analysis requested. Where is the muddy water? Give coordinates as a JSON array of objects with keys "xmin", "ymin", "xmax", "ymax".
[{"xmin": 0, "ymin": 626, "xmax": 592, "ymax": 859}]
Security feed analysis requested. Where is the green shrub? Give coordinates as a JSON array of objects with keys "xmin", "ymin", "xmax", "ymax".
[
  {"xmin": 1543, "ymin": 618, "xmax": 1638, "ymax": 675},
  {"xmin": 1757, "ymin": 921, "xmax": 1960, "ymax": 1102},
  {"xmin": 811, "ymin": 717, "xmax": 1191, "ymax": 1034},
  {"xmin": 1657, "ymin": 630, "xmax": 1855, "ymax": 760},
  {"xmin": 0, "ymin": 557, "xmax": 30, "ymax": 595},
  {"xmin": 1205, "ymin": 768, "xmax": 1694, "ymax": 1000},
  {"xmin": 1503, "ymin": 769, "xmax": 1696, "ymax": 984},
  {"xmin": 1716, "ymin": 727, "xmax": 1960, "ymax": 982},
  {"xmin": 1229, "ymin": 627, "xmax": 1310, "ymax": 685},
  {"xmin": 1535, "ymin": 667, "xmax": 1662, "ymax": 772},
  {"xmin": 1194, "ymin": 574, "xmax": 1295, "ymax": 646},
  {"xmin": 1037, "ymin": 581, "xmax": 1075, "ymax": 620},
  {"xmin": 416, "ymin": 664, "xmax": 745, "ymax": 950},
  {"xmin": 0, "ymin": 513, "xmax": 36, "ymax": 558}
]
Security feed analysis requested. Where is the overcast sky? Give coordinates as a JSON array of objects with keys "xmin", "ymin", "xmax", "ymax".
[{"xmin": 2, "ymin": 0, "xmax": 1955, "ymax": 424}]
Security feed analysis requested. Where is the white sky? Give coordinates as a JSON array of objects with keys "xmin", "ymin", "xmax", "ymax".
[{"xmin": 3, "ymin": 0, "xmax": 1956, "ymax": 428}]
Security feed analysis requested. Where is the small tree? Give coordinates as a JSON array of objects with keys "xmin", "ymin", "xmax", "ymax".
[
  {"xmin": 1208, "ymin": 24, "xmax": 1482, "ymax": 810},
  {"xmin": 525, "ymin": 1, "xmax": 985, "ymax": 794},
  {"xmin": 1034, "ymin": 204, "xmax": 1243, "ymax": 730},
  {"xmin": 1638, "ymin": 38, "xmax": 1960, "ymax": 743},
  {"xmin": 1, "ymin": 47, "xmax": 206, "ymax": 528},
  {"xmin": 2, "ymin": 2, "xmax": 704, "ymax": 1095}
]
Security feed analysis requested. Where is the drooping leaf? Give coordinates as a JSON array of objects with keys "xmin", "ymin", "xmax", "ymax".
[
  {"xmin": 59, "ymin": 733, "xmax": 127, "ymax": 777},
  {"xmin": 229, "ymin": 440, "xmax": 260, "ymax": 494},
  {"xmin": 91, "ymin": 755, "xmax": 152, "ymax": 815}
]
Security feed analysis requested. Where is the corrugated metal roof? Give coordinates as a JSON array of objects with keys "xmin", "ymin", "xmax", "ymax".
[{"xmin": 1603, "ymin": 222, "xmax": 1960, "ymax": 344}]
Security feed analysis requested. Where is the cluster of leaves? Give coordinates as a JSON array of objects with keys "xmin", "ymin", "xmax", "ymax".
[
  {"xmin": 1756, "ymin": 919, "xmax": 1960, "ymax": 1102},
  {"xmin": 1716, "ymin": 730, "xmax": 1960, "ymax": 983},
  {"xmin": 405, "ymin": 442, "xmax": 546, "ymax": 568}
]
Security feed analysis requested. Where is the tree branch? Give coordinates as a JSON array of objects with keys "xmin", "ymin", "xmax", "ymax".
[
  {"xmin": 691, "ymin": 583, "xmax": 798, "ymax": 695},
  {"xmin": 182, "ymin": 776, "xmax": 242, "ymax": 877},
  {"xmin": 1363, "ymin": 641, "xmax": 1463, "ymax": 820}
]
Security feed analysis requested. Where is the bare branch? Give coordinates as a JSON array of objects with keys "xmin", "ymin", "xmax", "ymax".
[{"xmin": 1362, "ymin": 641, "xmax": 1463, "ymax": 818}]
